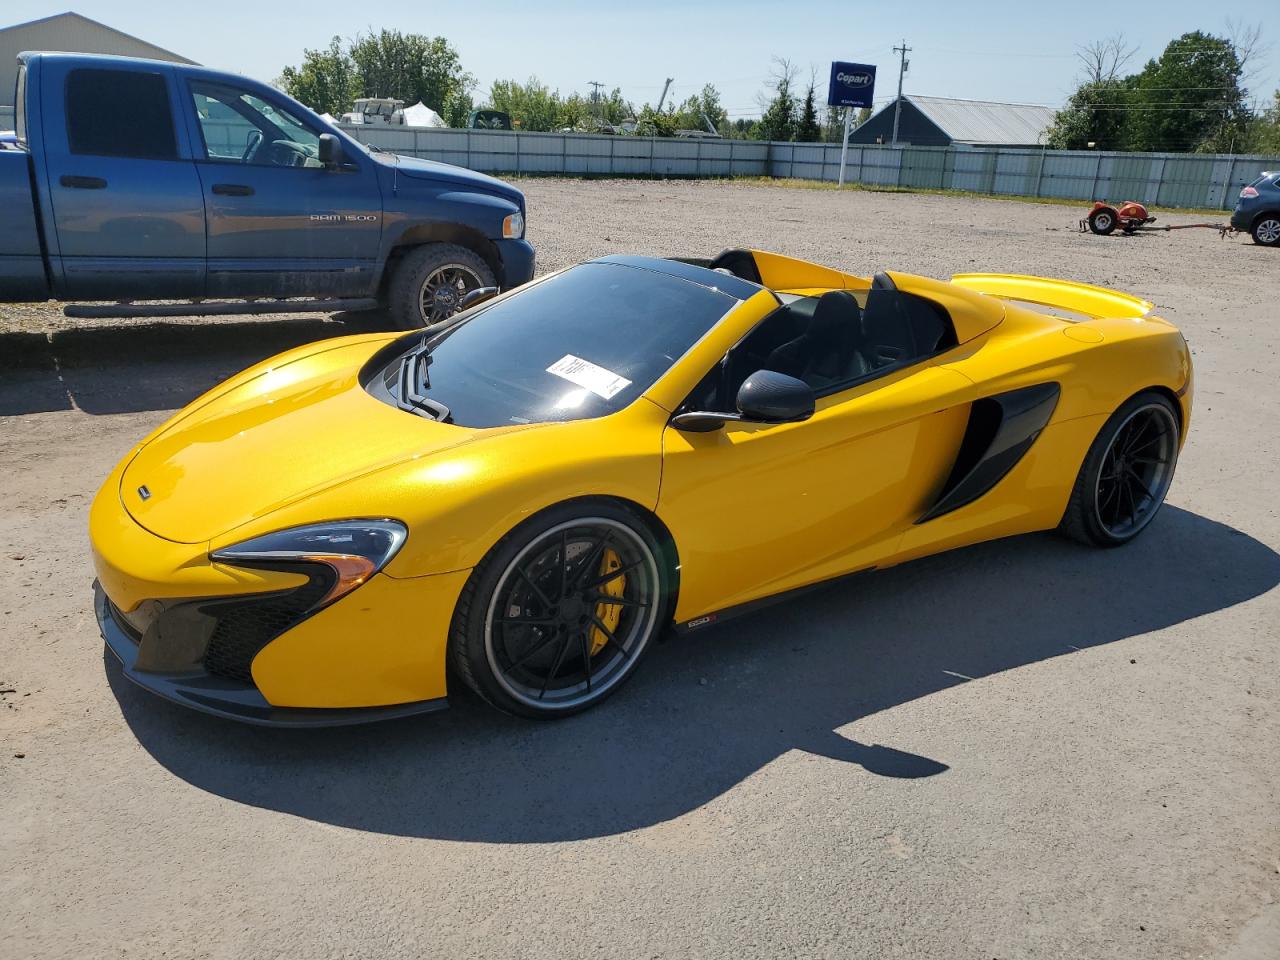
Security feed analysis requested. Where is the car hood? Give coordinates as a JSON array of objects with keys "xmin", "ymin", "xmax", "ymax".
[
  {"xmin": 120, "ymin": 338, "xmax": 496, "ymax": 544},
  {"xmin": 375, "ymin": 152, "xmax": 524, "ymax": 207}
]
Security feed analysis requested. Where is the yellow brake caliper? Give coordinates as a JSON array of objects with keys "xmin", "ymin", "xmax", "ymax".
[{"xmin": 589, "ymin": 548, "xmax": 625, "ymax": 655}]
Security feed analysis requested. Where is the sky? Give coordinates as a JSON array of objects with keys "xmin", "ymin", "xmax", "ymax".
[{"xmin": 7, "ymin": 1, "xmax": 1280, "ymax": 119}]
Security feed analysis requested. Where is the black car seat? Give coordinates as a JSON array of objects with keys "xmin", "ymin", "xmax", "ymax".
[
  {"xmin": 861, "ymin": 282, "xmax": 917, "ymax": 370},
  {"xmin": 764, "ymin": 290, "xmax": 869, "ymax": 388},
  {"xmin": 861, "ymin": 276, "xmax": 956, "ymax": 370}
]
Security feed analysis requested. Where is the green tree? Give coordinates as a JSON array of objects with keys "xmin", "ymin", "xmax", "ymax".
[
  {"xmin": 757, "ymin": 59, "xmax": 798, "ymax": 142},
  {"xmin": 796, "ymin": 82, "xmax": 821, "ymax": 142},
  {"xmin": 637, "ymin": 105, "xmax": 678, "ymax": 137},
  {"xmin": 1047, "ymin": 30, "xmax": 1254, "ymax": 153},
  {"xmin": 1047, "ymin": 79, "xmax": 1134, "ymax": 150},
  {"xmin": 488, "ymin": 77, "xmax": 563, "ymax": 131},
  {"xmin": 674, "ymin": 84, "xmax": 729, "ymax": 134},
  {"xmin": 348, "ymin": 30, "xmax": 474, "ymax": 122},
  {"xmin": 279, "ymin": 37, "xmax": 358, "ymax": 116},
  {"xmin": 1129, "ymin": 32, "xmax": 1251, "ymax": 152},
  {"xmin": 279, "ymin": 31, "xmax": 473, "ymax": 122},
  {"xmin": 1245, "ymin": 89, "xmax": 1280, "ymax": 153}
]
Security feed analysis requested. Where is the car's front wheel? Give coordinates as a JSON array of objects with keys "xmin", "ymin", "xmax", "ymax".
[
  {"xmin": 1059, "ymin": 391, "xmax": 1181, "ymax": 547},
  {"xmin": 1252, "ymin": 215, "xmax": 1280, "ymax": 247},
  {"xmin": 449, "ymin": 502, "xmax": 670, "ymax": 718},
  {"xmin": 387, "ymin": 243, "xmax": 495, "ymax": 329}
]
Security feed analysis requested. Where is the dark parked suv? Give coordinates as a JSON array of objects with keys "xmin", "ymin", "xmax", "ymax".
[{"xmin": 1231, "ymin": 171, "xmax": 1280, "ymax": 247}]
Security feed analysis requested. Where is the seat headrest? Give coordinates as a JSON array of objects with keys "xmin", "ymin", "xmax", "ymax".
[{"xmin": 809, "ymin": 290, "xmax": 862, "ymax": 339}]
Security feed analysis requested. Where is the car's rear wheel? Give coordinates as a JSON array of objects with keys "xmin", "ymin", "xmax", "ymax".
[
  {"xmin": 449, "ymin": 502, "xmax": 669, "ymax": 718},
  {"xmin": 387, "ymin": 243, "xmax": 495, "ymax": 330},
  {"xmin": 1252, "ymin": 215, "xmax": 1280, "ymax": 247},
  {"xmin": 1060, "ymin": 391, "xmax": 1180, "ymax": 547}
]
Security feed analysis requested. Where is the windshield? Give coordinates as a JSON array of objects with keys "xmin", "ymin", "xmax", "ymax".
[{"xmin": 370, "ymin": 262, "xmax": 740, "ymax": 428}]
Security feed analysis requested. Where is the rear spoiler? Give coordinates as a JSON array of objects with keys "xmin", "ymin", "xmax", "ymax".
[{"xmin": 950, "ymin": 273, "xmax": 1153, "ymax": 320}]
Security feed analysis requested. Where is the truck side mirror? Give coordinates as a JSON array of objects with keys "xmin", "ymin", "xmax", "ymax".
[{"xmin": 317, "ymin": 134, "xmax": 342, "ymax": 169}]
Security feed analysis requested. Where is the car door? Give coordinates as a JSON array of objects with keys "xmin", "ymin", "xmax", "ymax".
[
  {"xmin": 657, "ymin": 290, "xmax": 973, "ymax": 623},
  {"xmin": 41, "ymin": 62, "xmax": 206, "ymax": 300},
  {"xmin": 183, "ymin": 78, "xmax": 383, "ymax": 298}
]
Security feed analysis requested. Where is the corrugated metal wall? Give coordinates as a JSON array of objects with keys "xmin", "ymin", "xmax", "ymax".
[
  {"xmin": 0, "ymin": 15, "xmax": 194, "ymax": 107},
  {"xmin": 340, "ymin": 125, "xmax": 1278, "ymax": 210}
]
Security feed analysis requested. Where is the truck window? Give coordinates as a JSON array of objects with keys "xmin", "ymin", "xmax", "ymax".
[
  {"xmin": 65, "ymin": 69, "xmax": 178, "ymax": 160},
  {"xmin": 14, "ymin": 63, "xmax": 27, "ymax": 143},
  {"xmin": 189, "ymin": 81, "xmax": 322, "ymax": 168}
]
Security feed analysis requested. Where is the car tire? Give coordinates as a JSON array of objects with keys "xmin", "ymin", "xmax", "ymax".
[
  {"xmin": 448, "ymin": 501, "xmax": 672, "ymax": 719},
  {"xmin": 1088, "ymin": 208, "xmax": 1117, "ymax": 235},
  {"xmin": 387, "ymin": 243, "xmax": 495, "ymax": 330},
  {"xmin": 1251, "ymin": 215, "xmax": 1280, "ymax": 247},
  {"xmin": 1059, "ymin": 391, "xmax": 1181, "ymax": 547}
]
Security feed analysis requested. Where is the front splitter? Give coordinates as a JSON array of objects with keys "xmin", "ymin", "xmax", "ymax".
[{"xmin": 95, "ymin": 582, "xmax": 449, "ymax": 728}]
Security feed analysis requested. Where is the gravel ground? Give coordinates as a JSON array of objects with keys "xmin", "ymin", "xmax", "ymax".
[{"xmin": 1, "ymin": 179, "xmax": 1278, "ymax": 960}]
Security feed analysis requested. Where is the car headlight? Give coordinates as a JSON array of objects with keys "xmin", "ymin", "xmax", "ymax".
[
  {"xmin": 503, "ymin": 210, "xmax": 525, "ymax": 239},
  {"xmin": 211, "ymin": 520, "xmax": 407, "ymax": 606}
]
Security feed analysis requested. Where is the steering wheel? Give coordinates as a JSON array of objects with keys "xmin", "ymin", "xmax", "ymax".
[
  {"xmin": 241, "ymin": 129, "xmax": 263, "ymax": 162},
  {"xmin": 266, "ymin": 140, "xmax": 311, "ymax": 167}
]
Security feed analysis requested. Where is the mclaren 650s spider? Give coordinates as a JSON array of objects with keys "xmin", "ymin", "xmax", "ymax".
[{"xmin": 91, "ymin": 250, "xmax": 1192, "ymax": 724}]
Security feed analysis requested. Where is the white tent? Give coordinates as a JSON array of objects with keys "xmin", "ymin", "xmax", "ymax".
[{"xmin": 402, "ymin": 102, "xmax": 446, "ymax": 128}]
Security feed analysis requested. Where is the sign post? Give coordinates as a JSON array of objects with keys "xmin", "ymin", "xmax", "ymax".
[
  {"xmin": 828, "ymin": 61, "xmax": 877, "ymax": 188},
  {"xmin": 838, "ymin": 110, "xmax": 852, "ymax": 187}
]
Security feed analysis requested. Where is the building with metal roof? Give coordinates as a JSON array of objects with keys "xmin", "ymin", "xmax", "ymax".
[
  {"xmin": 1, "ymin": 12, "xmax": 195, "ymax": 113},
  {"xmin": 849, "ymin": 95, "xmax": 1056, "ymax": 148}
]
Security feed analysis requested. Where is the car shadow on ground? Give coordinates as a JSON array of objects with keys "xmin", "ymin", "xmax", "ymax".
[
  {"xmin": 108, "ymin": 505, "xmax": 1279, "ymax": 843},
  {"xmin": 0, "ymin": 312, "xmax": 389, "ymax": 417}
]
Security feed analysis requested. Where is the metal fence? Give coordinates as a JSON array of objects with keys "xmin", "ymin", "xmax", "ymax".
[
  {"xmin": 1, "ymin": 107, "xmax": 1271, "ymax": 210},
  {"xmin": 340, "ymin": 124, "xmax": 1279, "ymax": 211}
]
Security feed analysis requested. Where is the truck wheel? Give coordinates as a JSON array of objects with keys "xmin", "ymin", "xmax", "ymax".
[{"xmin": 388, "ymin": 244, "xmax": 495, "ymax": 329}]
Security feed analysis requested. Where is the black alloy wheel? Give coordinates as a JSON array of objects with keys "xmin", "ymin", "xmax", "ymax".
[
  {"xmin": 450, "ymin": 504, "xmax": 668, "ymax": 718},
  {"xmin": 1060, "ymin": 391, "xmax": 1181, "ymax": 546}
]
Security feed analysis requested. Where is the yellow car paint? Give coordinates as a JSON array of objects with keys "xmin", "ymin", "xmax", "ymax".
[
  {"xmin": 251, "ymin": 569, "xmax": 469, "ymax": 708},
  {"xmin": 89, "ymin": 251, "xmax": 1193, "ymax": 715},
  {"xmin": 660, "ymin": 363, "xmax": 972, "ymax": 620},
  {"xmin": 950, "ymin": 272, "xmax": 1155, "ymax": 319}
]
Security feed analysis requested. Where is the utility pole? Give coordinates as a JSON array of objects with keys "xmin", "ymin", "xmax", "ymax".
[
  {"xmin": 890, "ymin": 39, "xmax": 911, "ymax": 145},
  {"xmin": 655, "ymin": 78, "xmax": 673, "ymax": 113},
  {"xmin": 588, "ymin": 80, "xmax": 604, "ymax": 124}
]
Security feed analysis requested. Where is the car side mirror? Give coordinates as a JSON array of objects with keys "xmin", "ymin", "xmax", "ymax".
[
  {"xmin": 736, "ymin": 370, "xmax": 815, "ymax": 423},
  {"xmin": 671, "ymin": 369, "xmax": 815, "ymax": 433},
  {"xmin": 460, "ymin": 286, "xmax": 499, "ymax": 310},
  {"xmin": 317, "ymin": 133, "xmax": 342, "ymax": 168}
]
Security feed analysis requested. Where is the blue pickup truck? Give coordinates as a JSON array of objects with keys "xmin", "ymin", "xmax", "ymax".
[{"xmin": 0, "ymin": 52, "xmax": 534, "ymax": 328}]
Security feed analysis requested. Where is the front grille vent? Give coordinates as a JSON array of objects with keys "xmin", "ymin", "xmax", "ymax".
[{"xmin": 201, "ymin": 567, "xmax": 332, "ymax": 684}]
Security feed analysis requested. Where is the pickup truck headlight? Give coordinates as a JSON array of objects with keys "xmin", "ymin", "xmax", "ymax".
[
  {"xmin": 503, "ymin": 210, "xmax": 525, "ymax": 239},
  {"xmin": 212, "ymin": 520, "xmax": 407, "ymax": 605}
]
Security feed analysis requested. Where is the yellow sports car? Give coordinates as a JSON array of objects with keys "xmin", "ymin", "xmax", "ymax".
[{"xmin": 91, "ymin": 251, "xmax": 1193, "ymax": 724}]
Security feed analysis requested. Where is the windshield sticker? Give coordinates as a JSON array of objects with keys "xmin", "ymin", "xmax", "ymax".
[{"xmin": 546, "ymin": 355, "xmax": 632, "ymax": 400}]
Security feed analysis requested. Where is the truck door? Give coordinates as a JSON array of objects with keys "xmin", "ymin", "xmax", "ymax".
[
  {"xmin": 41, "ymin": 63, "xmax": 206, "ymax": 300},
  {"xmin": 182, "ymin": 79, "xmax": 383, "ymax": 299}
]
